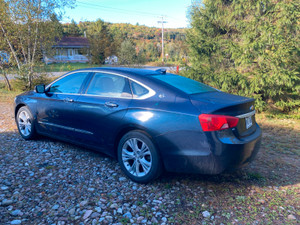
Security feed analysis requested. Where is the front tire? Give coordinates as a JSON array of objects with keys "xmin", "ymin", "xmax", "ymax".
[
  {"xmin": 16, "ymin": 106, "xmax": 37, "ymax": 140},
  {"xmin": 117, "ymin": 131, "xmax": 162, "ymax": 184}
]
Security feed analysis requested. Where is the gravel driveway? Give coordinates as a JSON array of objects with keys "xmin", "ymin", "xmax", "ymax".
[{"xmin": 0, "ymin": 101, "xmax": 299, "ymax": 225}]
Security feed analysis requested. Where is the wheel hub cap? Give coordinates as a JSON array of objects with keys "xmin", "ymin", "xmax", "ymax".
[
  {"xmin": 18, "ymin": 111, "xmax": 31, "ymax": 136},
  {"xmin": 122, "ymin": 138, "xmax": 152, "ymax": 177}
]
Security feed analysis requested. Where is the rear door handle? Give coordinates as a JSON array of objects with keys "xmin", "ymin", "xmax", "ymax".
[
  {"xmin": 105, "ymin": 102, "xmax": 118, "ymax": 108},
  {"xmin": 64, "ymin": 98, "xmax": 74, "ymax": 103}
]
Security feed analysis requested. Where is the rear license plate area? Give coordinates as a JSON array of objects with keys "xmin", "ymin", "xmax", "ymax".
[{"xmin": 245, "ymin": 116, "xmax": 253, "ymax": 129}]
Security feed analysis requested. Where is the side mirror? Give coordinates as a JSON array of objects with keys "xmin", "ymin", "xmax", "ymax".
[{"xmin": 35, "ymin": 84, "xmax": 45, "ymax": 93}]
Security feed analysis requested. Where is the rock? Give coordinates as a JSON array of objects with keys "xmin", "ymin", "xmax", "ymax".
[
  {"xmin": 83, "ymin": 210, "xmax": 93, "ymax": 220},
  {"xmin": 151, "ymin": 217, "xmax": 158, "ymax": 223},
  {"xmin": 91, "ymin": 212, "xmax": 100, "ymax": 219},
  {"xmin": 95, "ymin": 207, "xmax": 102, "ymax": 213},
  {"xmin": 123, "ymin": 212, "xmax": 132, "ymax": 219},
  {"xmin": 79, "ymin": 200, "xmax": 88, "ymax": 207},
  {"xmin": 11, "ymin": 210, "xmax": 22, "ymax": 216},
  {"xmin": 119, "ymin": 177, "xmax": 126, "ymax": 181},
  {"xmin": 258, "ymin": 199, "xmax": 265, "ymax": 204},
  {"xmin": 1, "ymin": 186, "xmax": 8, "ymax": 190},
  {"xmin": 137, "ymin": 216, "xmax": 144, "ymax": 222},
  {"xmin": 155, "ymin": 212, "xmax": 162, "ymax": 217},
  {"xmin": 105, "ymin": 216, "xmax": 113, "ymax": 222},
  {"xmin": 52, "ymin": 204, "xmax": 59, "ymax": 210},
  {"xmin": 117, "ymin": 208, "xmax": 123, "ymax": 214},
  {"xmin": 11, "ymin": 220, "xmax": 22, "ymax": 225},
  {"xmin": 69, "ymin": 208, "xmax": 76, "ymax": 215},
  {"xmin": 162, "ymin": 217, "xmax": 167, "ymax": 222},
  {"xmin": 2, "ymin": 199, "xmax": 13, "ymax": 206},
  {"xmin": 28, "ymin": 171, "xmax": 34, "ymax": 176},
  {"xmin": 287, "ymin": 214, "xmax": 296, "ymax": 220},
  {"xmin": 110, "ymin": 203, "xmax": 118, "ymax": 209},
  {"xmin": 202, "ymin": 211, "xmax": 210, "ymax": 218},
  {"xmin": 88, "ymin": 188, "xmax": 95, "ymax": 192},
  {"xmin": 153, "ymin": 200, "xmax": 162, "ymax": 204}
]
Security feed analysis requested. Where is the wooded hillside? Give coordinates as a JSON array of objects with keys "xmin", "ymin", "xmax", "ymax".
[{"xmin": 61, "ymin": 19, "xmax": 188, "ymax": 64}]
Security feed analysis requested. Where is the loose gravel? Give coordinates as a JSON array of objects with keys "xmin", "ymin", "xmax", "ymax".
[
  {"xmin": 0, "ymin": 102, "xmax": 182, "ymax": 224},
  {"xmin": 0, "ymin": 101, "xmax": 299, "ymax": 224}
]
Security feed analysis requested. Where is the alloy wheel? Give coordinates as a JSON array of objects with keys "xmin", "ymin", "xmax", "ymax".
[
  {"xmin": 121, "ymin": 138, "xmax": 152, "ymax": 177},
  {"xmin": 18, "ymin": 110, "xmax": 32, "ymax": 137}
]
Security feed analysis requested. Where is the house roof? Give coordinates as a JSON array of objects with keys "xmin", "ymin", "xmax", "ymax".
[{"xmin": 53, "ymin": 37, "xmax": 90, "ymax": 48}]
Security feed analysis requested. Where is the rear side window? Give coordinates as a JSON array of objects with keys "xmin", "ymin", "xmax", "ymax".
[
  {"xmin": 152, "ymin": 74, "xmax": 216, "ymax": 94},
  {"xmin": 131, "ymin": 82, "xmax": 149, "ymax": 97},
  {"xmin": 49, "ymin": 72, "xmax": 89, "ymax": 94}
]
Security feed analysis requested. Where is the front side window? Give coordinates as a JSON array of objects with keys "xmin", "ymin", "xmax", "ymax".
[
  {"xmin": 86, "ymin": 73, "xmax": 131, "ymax": 98},
  {"xmin": 49, "ymin": 72, "xmax": 89, "ymax": 94}
]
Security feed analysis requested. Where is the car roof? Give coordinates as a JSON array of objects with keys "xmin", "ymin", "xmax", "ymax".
[{"xmin": 73, "ymin": 67, "xmax": 165, "ymax": 77}]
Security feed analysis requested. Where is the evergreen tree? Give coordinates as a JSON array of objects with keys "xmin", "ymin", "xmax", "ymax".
[
  {"xmin": 118, "ymin": 40, "xmax": 137, "ymax": 65},
  {"xmin": 187, "ymin": 0, "xmax": 300, "ymax": 113}
]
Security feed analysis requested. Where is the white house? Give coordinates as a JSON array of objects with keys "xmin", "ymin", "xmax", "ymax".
[
  {"xmin": 105, "ymin": 55, "xmax": 118, "ymax": 64},
  {"xmin": 44, "ymin": 37, "xmax": 90, "ymax": 64}
]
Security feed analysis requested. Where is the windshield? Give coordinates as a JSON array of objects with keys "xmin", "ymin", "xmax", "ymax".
[{"xmin": 152, "ymin": 74, "xmax": 217, "ymax": 94}]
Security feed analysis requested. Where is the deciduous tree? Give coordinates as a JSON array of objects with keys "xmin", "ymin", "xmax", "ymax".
[{"xmin": 0, "ymin": 0, "xmax": 74, "ymax": 89}]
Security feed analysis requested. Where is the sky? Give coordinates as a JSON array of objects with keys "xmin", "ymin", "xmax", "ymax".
[{"xmin": 61, "ymin": 0, "xmax": 193, "ymax": 28}]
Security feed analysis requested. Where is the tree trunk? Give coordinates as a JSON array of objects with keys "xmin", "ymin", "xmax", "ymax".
[
  {"xmin": 0, "ymin": 22, "xmax": 21, "ymax": 70},
  {"xmin": 0, "ymin": 69, "xmax": 12, "ymax": 91}
]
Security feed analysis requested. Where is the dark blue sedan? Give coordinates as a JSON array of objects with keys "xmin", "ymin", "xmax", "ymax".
[{"xmin": 14, "ymin": 68, "xmax": 261, "ymax": 183}]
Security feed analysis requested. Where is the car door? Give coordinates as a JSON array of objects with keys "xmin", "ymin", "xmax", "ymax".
[
  {"xmin": 36, "ymin": 72, "xmax": 90, "ymax": 138},
  {"xmin": 73, "ymin": 72, "xmax": 132, "ymax": 151}
]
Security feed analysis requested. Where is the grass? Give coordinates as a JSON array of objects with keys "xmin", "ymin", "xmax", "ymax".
[
  {"xmin": 2, "ymin": 63, "xmax": 103, "ymax": 74},
  {"xmin": 33, "ymin": 63, "xmax": 102, "ymax": 73},
  {"xmin": 0, "ymin": 87, "xmax": 21, "ymax": 103}
]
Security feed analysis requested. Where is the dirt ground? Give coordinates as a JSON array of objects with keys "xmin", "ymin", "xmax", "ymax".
[{"xmin": 0, "ymin": 100, "xmax": 299, "ymax": 224}]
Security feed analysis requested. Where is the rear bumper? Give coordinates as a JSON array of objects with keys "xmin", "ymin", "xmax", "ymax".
[{"xmin": 158, "ymin": 124, "xmax": 262, "ymax": 174}]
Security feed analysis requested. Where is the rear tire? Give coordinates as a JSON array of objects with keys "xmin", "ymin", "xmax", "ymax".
[
  {"xmin": 16, "ymin": 106, "xmax": 37, "ymax": 140},
  {"xmin": 117, "ymin": 131, "xmax": 162, "ymax": 184}
]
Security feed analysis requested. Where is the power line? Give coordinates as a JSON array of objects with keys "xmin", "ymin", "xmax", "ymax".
[
  {"xmin": 69, "ymin": 1, "xmax": 185, "ymax": 28},
  {"xmin": 76, "ymin": 1, "xmax": 162, "ymax": 17}
]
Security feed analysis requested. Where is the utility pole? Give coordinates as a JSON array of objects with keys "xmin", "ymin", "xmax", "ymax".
[{"xmin": 158, "ymin": 16, "xmax": 167, "ymax": 63}]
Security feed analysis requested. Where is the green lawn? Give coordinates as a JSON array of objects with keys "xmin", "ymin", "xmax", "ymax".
[{"xmin": 33, "ymin": 63, "xmax": 103, "ymax": 73}]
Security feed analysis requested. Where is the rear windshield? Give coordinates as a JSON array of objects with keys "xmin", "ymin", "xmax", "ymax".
[{"xmin": 152, "ymin": 74, "xmax": 217, "ymax": 94}]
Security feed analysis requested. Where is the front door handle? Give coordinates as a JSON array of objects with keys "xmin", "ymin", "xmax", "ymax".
[
  {"xmin": 105, "ymin": 102, "xmax": 119, "ymax": 108},
  {"xmin": 64, "ymin": 98, "xmax": 74, "ymax": 103}
]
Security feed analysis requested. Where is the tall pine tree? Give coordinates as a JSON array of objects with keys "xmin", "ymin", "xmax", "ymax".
[{"xmin": 187, "ymin": 0, "xmax": 300, "ymax": 113}]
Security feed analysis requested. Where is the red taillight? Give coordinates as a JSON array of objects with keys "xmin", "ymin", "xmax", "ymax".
[{"xmin": 198, "ymin": 114, "xmax": 239, "ymax": 132}]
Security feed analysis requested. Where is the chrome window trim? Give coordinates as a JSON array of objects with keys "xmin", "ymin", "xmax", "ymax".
[
  {"xmin": 46, "ymin": 70, "xmax": 156, "ymax": 100},
  {"xmin": 38, "ymin": 121, "xmax": 93, "ymax": 135},
  {"xmin": 236, "ymin": 110, "xmax": 256, "ymax": 118}
]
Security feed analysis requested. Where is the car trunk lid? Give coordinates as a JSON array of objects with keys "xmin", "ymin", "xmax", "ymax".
[{"xmin": 190, "ymin": 91, "xmax": 257, "ymax": 137}]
